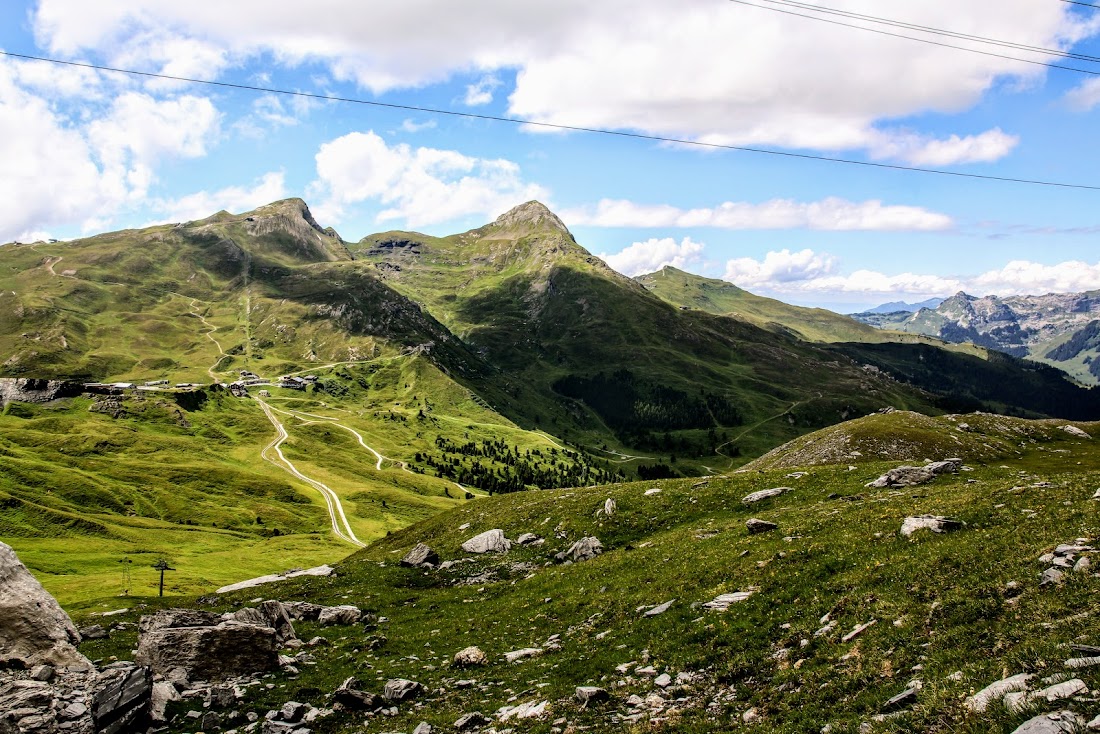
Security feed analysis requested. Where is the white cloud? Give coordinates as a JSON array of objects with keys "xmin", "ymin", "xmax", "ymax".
[
  {"xmin": 869, "ymin": 128, "xmax": 1020, "ymax": 166},
  {"xmin": 30, "ymin": 0, "xmax": 1091, "ymax": 161},
  {"xmin": 400, "ymin": 118, "xmax": 438, "ymax": 133},
  {"xmin": 464, "ymin": 75, "xmax": 501, "ymax": 106},
  {"xmin": 598, "ymin": 237, "xmax": 705, "ymax": 277},
  {"xmin": 1065, "ymin": 78, "xmax": 1100, "ymax": 111},
  {"xmin": 150, "ymin": 171, "xmax": 287, "ymax": 223},
  {"xmin": 0, "ymin": 57, "xmax": 222, "ymax": 242},
  {"xmin": 308, "ymin": 131, "xmax": 548, "ymax": 228},
  {"xmin": 724, "ymin": 249, "xmax": 838, "ymax": 288},
  {"xmin": 719, "ymin": 249, "xmax": 1100, "ymax": 301},
  {"xmin": 565, "ymin": 197, "xmax": 953, "ymax": 231}
]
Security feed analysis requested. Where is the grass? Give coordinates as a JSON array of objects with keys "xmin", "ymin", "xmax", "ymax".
[{"xmin": 65, "ymin": 412, "xmax": 1100, "ymax": 733}]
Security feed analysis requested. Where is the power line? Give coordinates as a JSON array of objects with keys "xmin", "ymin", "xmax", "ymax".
[
  {"xmin": 755, "ymin": 0, "xmax": 1100, "ymax": 64},
  {"xmin": 1, "ymin": 49, "xmax": 1099, "ymax": 191},
  {"xmin": 728, "ymin": 0, "xmax": 1100, "ymax": 77},
  {"xmin": 1061, "ymin": 0, "xmax": 1100, "ymax": 9}
]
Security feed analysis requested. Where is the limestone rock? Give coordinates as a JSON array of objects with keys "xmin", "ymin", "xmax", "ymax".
[
  {"xmin": 317, "ymin": 605, "xmax": 362, "ymax": 626},
  {"xmin": 1010, "ymin": 711, "xmax": 1084, "ymax": 734},
  {"xmin": 382, "ymin": 678, "xmax": 422, "ymax": 702},
  {"xmin": 1061, "ymin": 425, "xmax": 1091, "ymax": 439},
  {"xmin": 455, "ymin": 711, "xmax": 491, "ymax": 731},
  {"xmin": 900, "ymin": 515, "xmax": 964, "ymax": 537},
  {"xmin": 576, "ymin": 686, "xmax": 610, "ymax": 706},
  {"xmin": 453, "ymin": 646, "xmax": 488, "ymax": 667},
  {"xmin": 93, "ymin": 663, "xmax": 152, "ymax": 734},
  {"xmin": 504, "ymin": 647, "xmax": 543, "ymax": 663},
  {"xmin": 556, "ymin": 536, "xmax": 603, "ymax": 563},
  {"xmin": 332, "ymin": 677, "xmax": 382, "ymax": 711},
  {"xmin": 515, "ymin": 533, "xmax": 544, "ymax": 546},
  {"xmin": 867, "ymin": 459, "xmax": 960, "ymax": 488},
  {"xmin": 137, "ymin": 608, "xmax": 221, "ymax": 636},
  {"xmin": 965, "ymin": 673, "xmax": 1032, "ymax": 712},
  {"xmin": 215, "ymin": 565, "xmax": 333, "ymax": 594},
  {"xmin": 643, "ymin": 600, "xmax": 675, "ymax": 617},
  {"xmin": 461, "ymin": 529, "xmax": 512, "ymax": 554},
  {"xmin": 232, "ymin": 600, "xmax": 297, "ymax": 643},
  {"xmin": 0, "ymin": 541, "xmax": 91, "ymax": 670},
  {"xmin": 742, "ymin": 487, "xmax": 790, "ymax": 504},
  {"xmin": 746, "ymin": 518, "xmax": 778, "ymax": 534},
  {"xmin": 702, "ymin": 590, "xmax": 756, "ymax": 611},
  {"xmin": 135, "ymin": 621, "xmax": 279, "ymax": 680},
  {"xmin": 150, "ymin": 681, "xmax": 180, "ymax": 723},
  {"xmin": 401, "ymin": 543, "xmax": 439, "ymax": 568}
]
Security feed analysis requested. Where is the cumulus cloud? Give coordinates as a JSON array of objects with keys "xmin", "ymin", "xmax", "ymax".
[
  {"xmin": 401, "ymin": 118, "xmax": 438, "ymax": 133},
  {"xmin": 719, "ymin": 249, "xmax": 1100, "ymax": 301},
  {"xmin": 724, "ymin": 249, "xmax": 838, "ymax": 288},
  {"xmin": 1065, "ymin": 78, "xmax": 1100, "ymax": 111},
  {"xmin": 464, "ymin": 75, "xmax": 501, "ymax": 106},
  {"xmin": 0, "ymin": 58, "xmax": 222, "ymax": 242},
  {"xmin": 869, "ymin": 128, "xmax": 1019, "ymax": 166},
  {"xmin": 150, "ymin": 171, "xmax": 287, "ymax": 223},
  {"xmin": 29, "ymin": 0, "xmax": 1092, "ymax": 161},
  {"xmin": 565, "ymin": 197, "xmax": 953, "ymax": 231},
  {"xmin": 307, "ymin": 131, "xmax": 548, "ymax": 228},
  {"xmin": 597, "ymin": 237, "xmax": 706, "ymax": 277}
]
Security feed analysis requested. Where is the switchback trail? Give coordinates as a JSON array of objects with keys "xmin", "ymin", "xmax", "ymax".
[{"xmin": 255, "ymin": 398, "xmax": 364, "ymax": 547}]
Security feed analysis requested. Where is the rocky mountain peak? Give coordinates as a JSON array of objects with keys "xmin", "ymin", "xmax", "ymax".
[{"xmin": 489, "ymin": 201, "xmax": 571, "ymax": 236}]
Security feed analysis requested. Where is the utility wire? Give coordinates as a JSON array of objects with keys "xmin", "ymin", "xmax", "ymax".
[
  {"xmin": 2, "ymin": 49, "xmax": 1099, "ymax": 191},
  {"xmin": 728, "ymin": 0, "xmax": 1100, "ymax": 77},
  {"xmin": 1062, "ymin": 0, "xmax": 1099, "ymax": 9},
  {"xmin": 755, "ymin": 0, "xmax": 1100, "ymax": 64}
]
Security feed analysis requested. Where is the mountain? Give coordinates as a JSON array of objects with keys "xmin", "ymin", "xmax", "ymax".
[
  {"xmin": 859, "ymin": 296, "xmax": 945, "ymax": 315},
  {"xmin": 634, "ymin": 265, "xmax": 888, "ymax": 343},
  {"xmin": 852, "ymin": 290, "xmax": 1100, "ymax": 384},
  {"xmin": 4, "ymin": 199, "xmax": 1100, "ymax": 601}
]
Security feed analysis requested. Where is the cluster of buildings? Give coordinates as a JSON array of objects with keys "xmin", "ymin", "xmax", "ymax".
[{"xmin": 83, "ymin": 370, "xmax": 319, "ymax": 398}]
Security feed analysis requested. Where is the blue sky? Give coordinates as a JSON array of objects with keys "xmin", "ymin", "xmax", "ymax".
[{"xmin": 3, "ymin": 1, "xmax": 1100, "ymax": 311}]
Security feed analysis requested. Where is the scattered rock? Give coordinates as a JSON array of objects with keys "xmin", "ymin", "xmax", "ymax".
[
  {"xmin": 900, "ymin": 515, "xmax": 964, "ymax": 537},
  {"xmin": 596, "ymin": 498, "xmax": 617, "ymax": 518},
  {"xmin": 78, "ymin": 624, "xmax": 108, "ymax": 641},
  {"xmin": 413, "ymin": 723, "xmax": 432, "ymax": 734},
  {"xmin": 742, "ymin": 487, "xmax": 789, "ymax": 504},
  {"xmin": 332, "ymin": 677, "xmax": 382, "ymax": 711},
  {"xmin": 644, "ymin": 487, "xmax": 662, "ymax": 496},
  {"xmin": 882, "ymin": 686, "xmax": 919, "ymax": 711},
  {"xmin": 576, "ymin": 686, "xmax": 610, "ymax": 707},
  {"xmin": 497, "ymin": 700, "xmax": 549, "ymax": 720},
  {"xmin": 867, "ymin": 459, "xmax": 960, "ymax": 488},
  {"xmin": 654, "ymin": 673, "xmax": 672, "ymax": 688},
  {"xmin": 643, "ymin": 600, "xmax": 676, "ymax": 617},
  {"xmin": 842, "ymin": 620, "xmax": 876, "ymax": 643},
  {"xmin": 150, "ymin": 680, "xmax": 180, "ymax": 722},
  {"xmin": 1066, "ymin": 656, "xmax": 1100, "ymax": 669},
  {"xmin": 382, "ymin": 678, "xmax": 423, "ymax": 702},
  {"xmin": 317, "ymin": 605, "xmax": 362, "ymax": 626},
  {"xmin": 702, "ymin": 590, "xmax": 756, "ymax": 611},
  {"xmin": 92, "ymin": 663, "xmax": 153, "ymax": 734},
  {"xmin": 515, "ymin": 533, "xmax": 544, "ymax": 546},
  {"xmin": 454, "ymin": 711, "xmax": 490, "ymax": 730},
  {"xmin": 453, "ymin": 646, "xmax": 488, "ymax": 668},
  {"xmin": 1061, "ymin": 425, "xmax": 1091, "ymax": 439},
  {"xmin": 1010, "ymin": 711, "xmax": 1084, "ymax": 734},
  {"xmin": 401, "ymin": 543, "xmax": 439, "ymax": 568},
  {"xmin": 965, "ymin": 673, "xmax": 1032, "ymax": 712},
  {"xmin": 1034, "ymin": 678, "xmax": 1087, "ymax": 702},
  {"xmin": 746, "ymin": 518, "xmax": 778, "ymax": 534},
  {"xmin": 504, "ymin": 648, "xmax": 543, "ymax": 663},
  {"xmin": 556, "ymin": 536, "xmax": 603, "ymax": 563},
  {"xmin": 461, "ymin": 529, "xmax": 512, "ymax": 554}
]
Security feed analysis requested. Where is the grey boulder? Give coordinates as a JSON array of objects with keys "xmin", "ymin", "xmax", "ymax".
[
  {"xmin": 461, "ymin": 529, "xmax": 512, "ymax": 554},
  {"xmin": 401, "ymin": 543, "xmax": 439, "ymax": 568}
]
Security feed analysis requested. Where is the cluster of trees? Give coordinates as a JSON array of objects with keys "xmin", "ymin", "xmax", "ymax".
[
  {"xmin": 554, "ymin": 369, "xmax": 742, "ymax": 434},
  {"xmin": 414, "ymin": 436, "xmax": 621, "ymax": 494}
]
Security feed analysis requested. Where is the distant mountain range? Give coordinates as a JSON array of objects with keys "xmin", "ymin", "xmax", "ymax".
[
  {"xmin": 858, "ymin": 297, "xmax": 945, "ymax": 314},
  {"xmin": 852, "ymin": 290, "xmax": 1100, "ymax": 384}
]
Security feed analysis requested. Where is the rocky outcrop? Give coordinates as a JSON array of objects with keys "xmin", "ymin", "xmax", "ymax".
[
  {"xmin": 555, "ymin": 537, "xmax": 603, "ymax": 563},
  {"xmin": 0, "ymin": 379, "xmax": 82, "ymax": 407},
  {"xmin": 230, "ymin": 600, "xmax": 297, "ymax": 644},
  {"xmin": 867, "ymin": 459, "xmax": 961, "ymax": 488},
  {"xmin": 0, "ymin": 541, "xmax": 90, "ymax": 671},
  {"xmin": 900, "ymin": 515, "xmax": 965, "ymax": 537}
]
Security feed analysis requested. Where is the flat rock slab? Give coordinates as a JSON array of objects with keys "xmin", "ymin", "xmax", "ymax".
[
  {"xmin": 746, "ymin": 518, "xmax": 778, "ymax": 534},
  {"xmin": 382, "ymin": 678, "xmax": 423, "ymax": 702},
  {"xmin": 742, "ymin": 488, "xmax": 790, "ymax": 504},
  {"xmin": 702, "ymin": 591, "xmax": 756, "ymax": 611},
  {"xmin": 643, "ymin": 600, "xmax": 676, "ymax": 617},
  {"xmin": 400, "ymin": 543, "xmax": 439, "ymax": 568},
  {"xmin": 965, "ymin": 673, "xmax": 1032, "ymax": 712},
  {"xmin": 867, "ymin": 459, "xmax": 960, "ymax": 488},
  {"xmin": 215, "ymin": 565, "xmax": 333, "ymax": 594}
]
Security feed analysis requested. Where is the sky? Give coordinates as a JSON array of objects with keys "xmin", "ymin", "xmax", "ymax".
[{"xmin": 3, "ymin": 1, "xmax": 1100, "ymax": 312}]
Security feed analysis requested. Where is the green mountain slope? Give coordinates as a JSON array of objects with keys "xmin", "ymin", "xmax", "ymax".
[{"xmin": 71, "ymin": 411, "xmax": 1100, "ymax": 733}]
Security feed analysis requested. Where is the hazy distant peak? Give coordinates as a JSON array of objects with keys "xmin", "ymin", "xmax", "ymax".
[{"xmin": 489, "ymin": 201, "xmax": 571, "ymax": 235}]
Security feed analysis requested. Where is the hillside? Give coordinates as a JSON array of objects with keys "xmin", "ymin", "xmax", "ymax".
[
  {"xmin": 852, "ymin": 290, "xmax": 1100, "ymax": 385},
  {"xmin": 60, "ymin": 410, "xmax": 1100, "ymax": 734}
]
